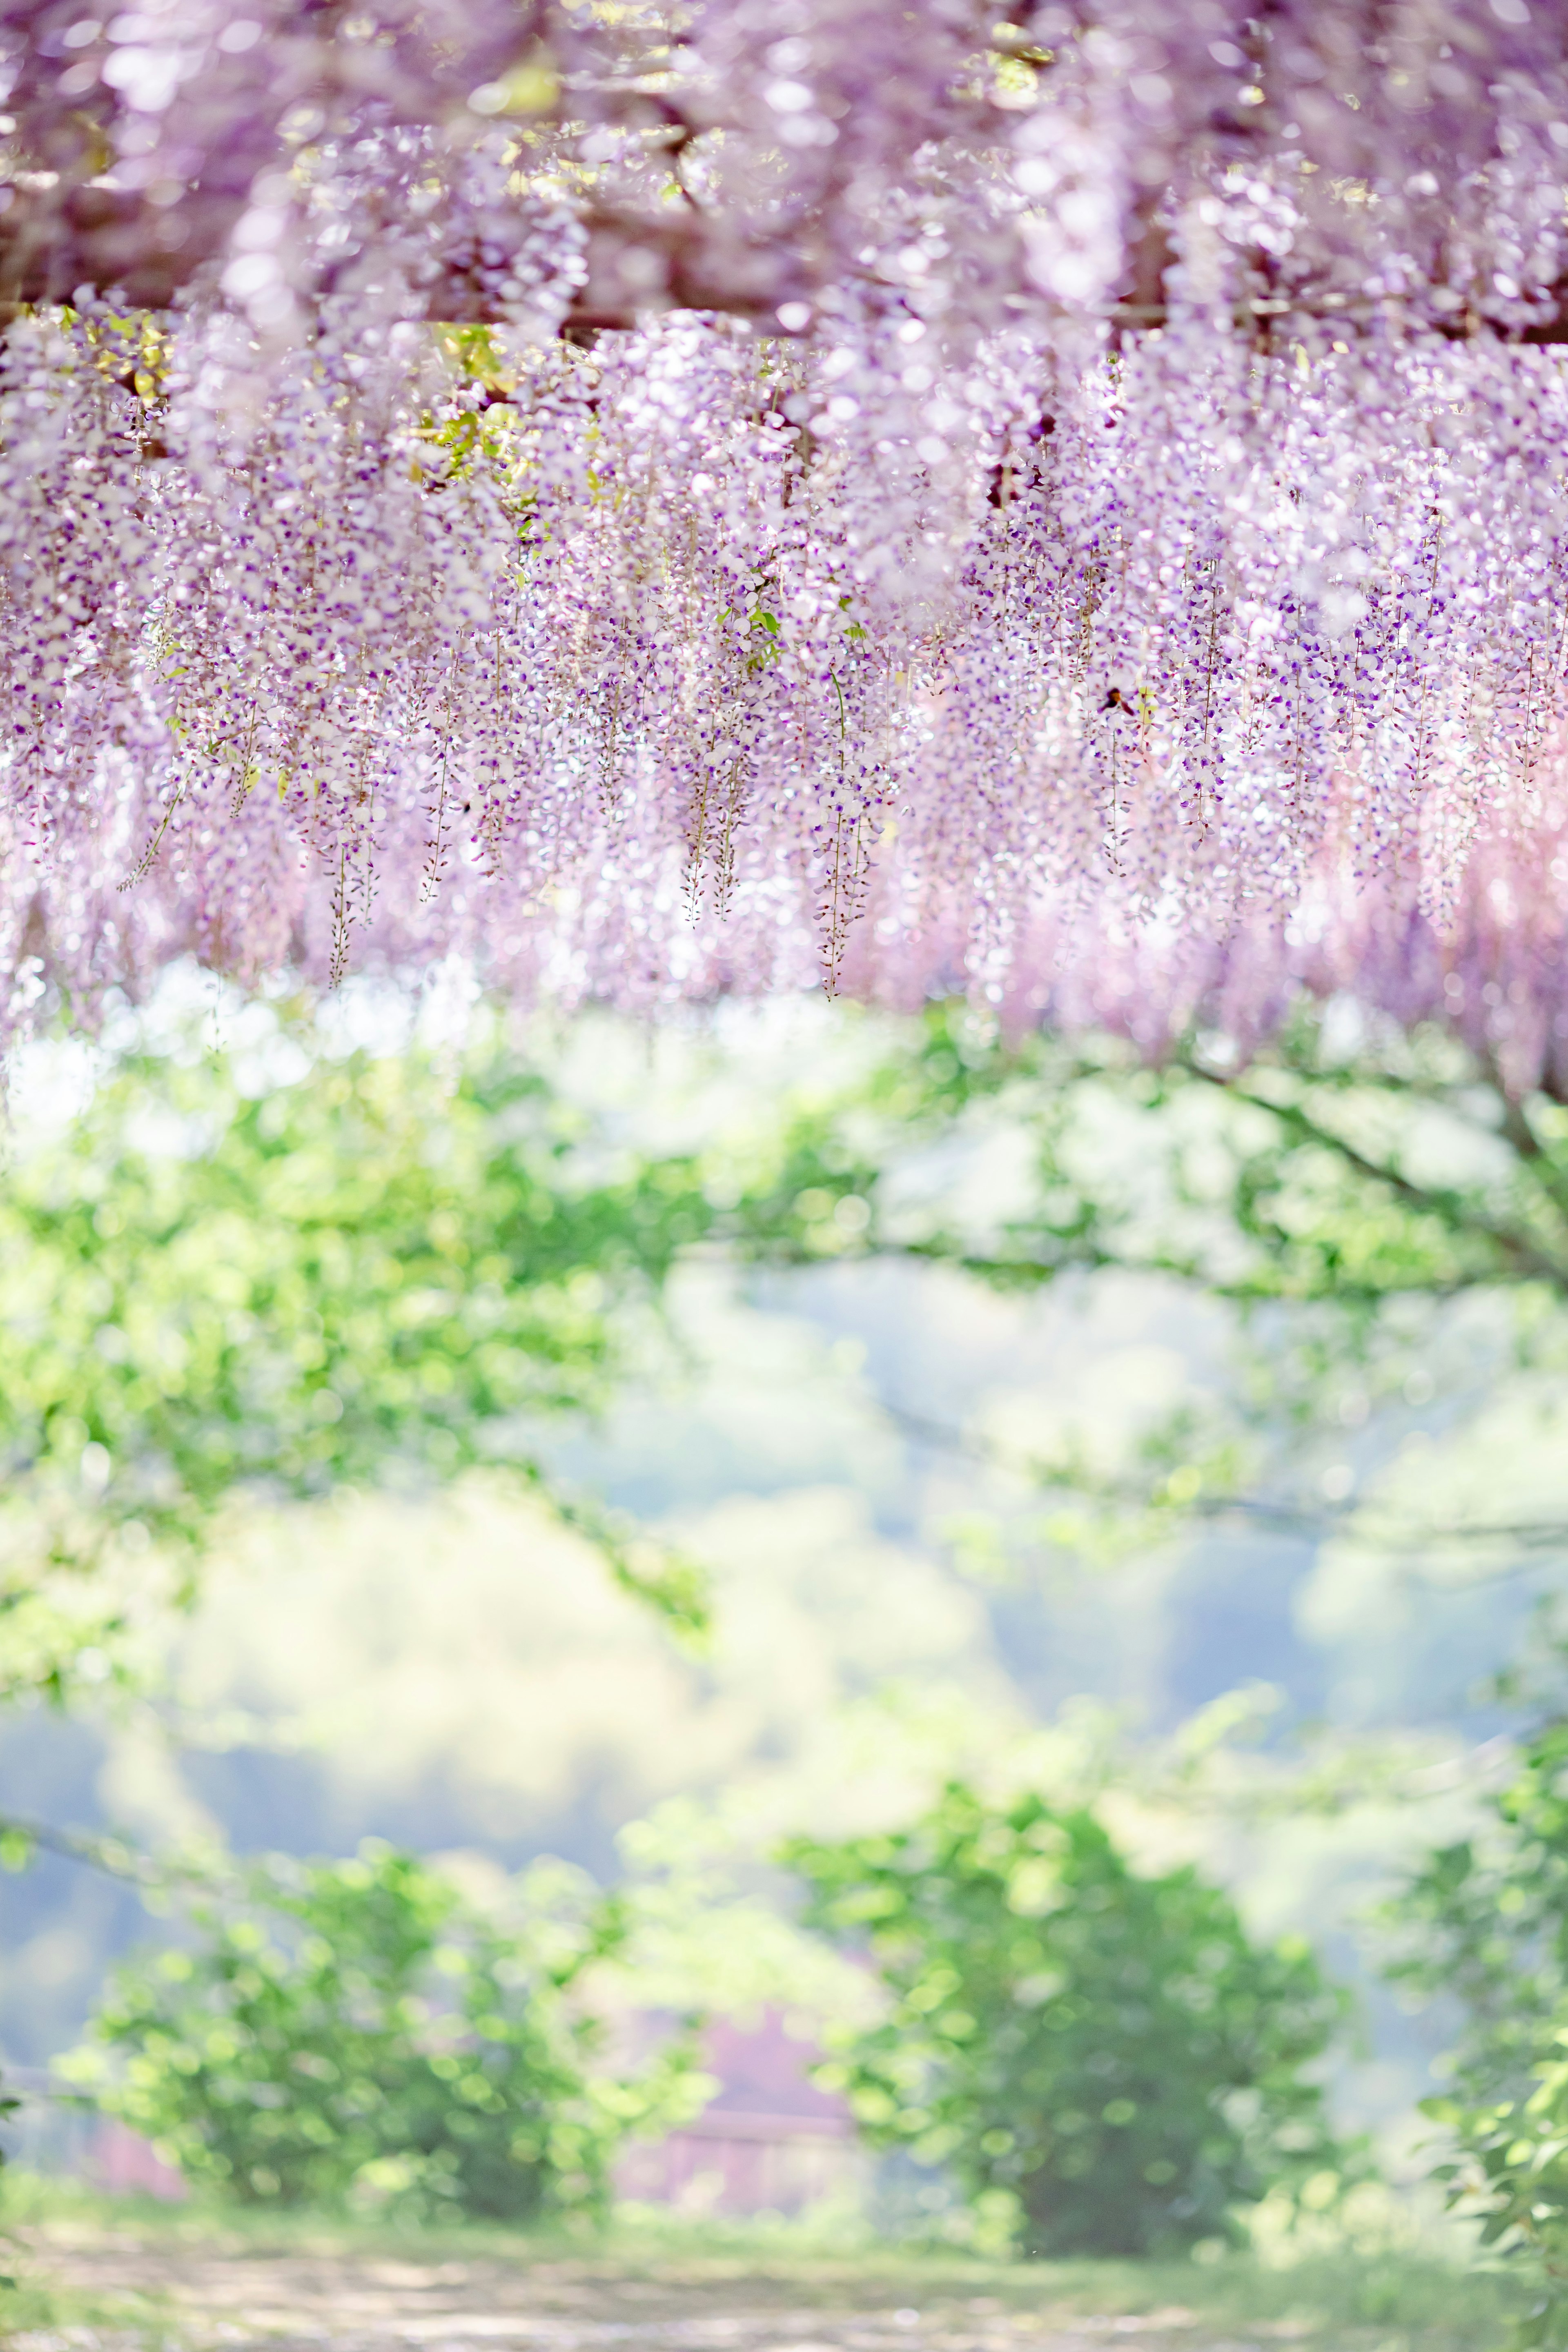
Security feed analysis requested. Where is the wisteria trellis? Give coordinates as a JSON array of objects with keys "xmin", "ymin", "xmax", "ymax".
[{"xmin": 6, "ymin": 0, "xmax": 1568, "ymax": 1080}]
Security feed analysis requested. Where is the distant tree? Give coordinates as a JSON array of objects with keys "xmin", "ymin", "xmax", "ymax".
[
  {"xmin": 67, "ymin": 1841, "xmax": 701, "ymax": 2219},
  {"xmin": 780, "ymin": 1002, "xmax": 1568, "ymax": 1563},
  {"xmin": 859, "ymin": 1004, "xmax": 1568, "ymax": 1310},
  {"xmin": 786, "ymin": 1781, "xmax": 1348, "ymax": 2256},
  {"xmin": 0, "ymin": 1007, "xmax": 892, "ymax": 1706},
  {"xmin": 0, "ymin": 1033, "xmax": 681, "ymax": 1701},
  {"xmin": 1383, "ymin": 1634, "xmax": 1568, "ymax": 2351},
  {"xmin": 19, "ymin": 989, "xmax": 1568, "ymax": 1716}
]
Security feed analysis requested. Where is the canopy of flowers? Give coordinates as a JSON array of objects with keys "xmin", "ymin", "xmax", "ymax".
[{"xmin": 4, "ymin": 2, "xmax": 1568, "ymax": 1083}]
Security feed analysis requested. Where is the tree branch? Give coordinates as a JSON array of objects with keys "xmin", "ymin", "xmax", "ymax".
[
  {"xmin": 883, "ymin": 1403, "xmax": 1568, "ymax": 1564},
  {"xmin": 1182, "ymin": 1060, "xmax": 1568, "ymax": 1294}
]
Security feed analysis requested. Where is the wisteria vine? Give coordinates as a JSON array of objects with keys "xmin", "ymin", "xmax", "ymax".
[{"xmin": 5, "ymin": 1, "xmax": 1568, "ymax": 1080}]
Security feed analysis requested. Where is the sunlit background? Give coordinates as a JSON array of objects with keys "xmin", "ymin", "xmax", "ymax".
[{"xmin": 5, "ymin": 971, "xmax": 1557, "ymax": 2230}]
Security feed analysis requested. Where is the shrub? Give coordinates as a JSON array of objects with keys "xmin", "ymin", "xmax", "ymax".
[
  {"xmin": 1385, "ymin": 1710, "xmax": 1568, "ymax": 2348},
  {"xmin": 786, "ymin": 1782, "xmax": 1348, "ymax": 2257},
  {"xmin": 69, "ymin": 1842, "xmax": 694, "ymax": 2220}
]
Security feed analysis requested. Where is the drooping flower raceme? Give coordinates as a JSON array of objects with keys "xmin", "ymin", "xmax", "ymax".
[{"xmin": 4, "ymin": 1, "xmax": 1568, "ymax": 1081}]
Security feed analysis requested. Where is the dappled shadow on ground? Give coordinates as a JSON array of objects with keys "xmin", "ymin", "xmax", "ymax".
[{"xmin": 9, "ymin": 2235, "xmax": 1299, "ymax": 2352}]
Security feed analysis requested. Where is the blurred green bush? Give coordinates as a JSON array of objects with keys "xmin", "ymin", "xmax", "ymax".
[
  {"xmin": 65, "ymin": 1843, "xmax": 697, "ymax": 2221},
  {"xmin": 786, "ymin": 1782, "xmax": 1350, "ymax": 2257},
  {"xmin": 1385, "ymin": 1689, "xmax": 1568, "ymax": 2348}
]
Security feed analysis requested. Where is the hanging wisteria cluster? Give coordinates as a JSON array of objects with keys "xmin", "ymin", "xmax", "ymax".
[{"xmin": 5, "ymin": 0, "xmax": 1568, "ymax": 1077}]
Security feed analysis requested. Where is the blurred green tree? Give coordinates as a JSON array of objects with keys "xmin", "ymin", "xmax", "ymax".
[
  {"xmin": 757, "ymin": 1000, "xmax": 1568, "ymax": 1561},
  {"xmin": 0, "ymin": 1014, "xmax": 875, "ymax": 1706},
  {"xmin": 835, "ymin": 1002, "xmax": 1568, "ymax": 1308},
  {"xmin": 64, "ymin": 1841, "xmax": 700, "ymax": 2218},
  {"xmin": 1382, "ymin": 1639, "xmax": 1568, "ymax": 2349},
  {"xmin": 786, "ymin": 1782, "xmax": 1349, "ymax": 2257},
  {"xmin": 12, "ymin": 993, "xmax": 1568, "ymax": 1702}
]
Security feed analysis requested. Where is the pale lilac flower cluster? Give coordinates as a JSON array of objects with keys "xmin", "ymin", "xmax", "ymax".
[{"xmin": 3, "ymin": 2, "xmax": 1568, "ymax": 1074}]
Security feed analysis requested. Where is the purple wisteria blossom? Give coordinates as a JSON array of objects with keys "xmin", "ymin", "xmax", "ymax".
[{"xmin": 4, "ymin": 2, "xmax": 1568, "ymax": 1074}]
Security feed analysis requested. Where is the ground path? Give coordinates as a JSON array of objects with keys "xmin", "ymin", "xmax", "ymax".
[{"xmin": 4, "ymin": 2224, "xmax": 1488, "ymax": 2352}]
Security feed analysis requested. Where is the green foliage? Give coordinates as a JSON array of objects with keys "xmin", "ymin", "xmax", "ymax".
[
  {"xmin": 0, "ymin": 1007, "xmax": 932, "ymax": 1697},
  {"xmin": 0, "ymin": 1025, "xmax": 746, "ymax": 1700},
  {"xmin": 10, "ymin": 993, "xmax": 1568, "ymax": 1706},
  {"xmin": 0, "ymin": 1002, "xmax": 1031, "ymax": 1705},
  {"xmin": 1, "ymin": 1042, "xmax": 676, "ymax": 1541},
  {"xmin": 21, "ymin": 994, "xmax": 1544, "ymax": 1705},
  {"xmin": 1384, "ymin": 1681, "xmax": 1568, "ymax": 2346},
  {"xmin": 757, "ymin": 1000, "xmax": 1568, "ymax": 1570},
  {"xmin": 845, "ymin": 1000, "xmax": 1568, "ymax": 1307},
  {"xmin": 1387, "ymin": 1727, "xmax": 1568, "ymax": 2103},
  {"xmin": 66, "ymin": 1842, "xmax": 694, "ymax": 2221},
  {"xmin": 785, "ymin": 1783, "xmax": 1349, "ymax": 2258}
]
